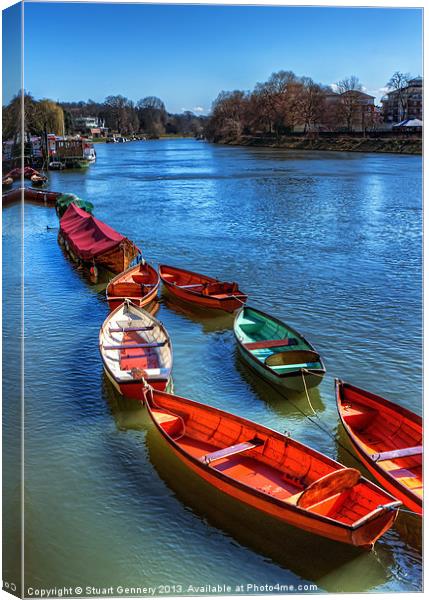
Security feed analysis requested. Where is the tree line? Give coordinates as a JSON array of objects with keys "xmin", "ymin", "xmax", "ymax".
[
  {"xmin": 2, "ymin": 93, "xmax": 65, "ymax": 141},
  {"xmin": 62, "ymin": 95, "xmax": 207, "ymax": 137},
  {"xmin": 2, "ymin": 71, "xmax": 416, "ymax": 143},
  {"xmin": 2, "ymin": 92, "xmax": 207, "ymax": 141},
  {"xmin": 204, "ymin": 70, "xmax": 413, "ymax": 142}
]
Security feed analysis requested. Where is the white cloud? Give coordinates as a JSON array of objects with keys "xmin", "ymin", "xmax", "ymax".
[{"xmin": 366, "ymin": 87, "xmax": 390, "ymax": 101}]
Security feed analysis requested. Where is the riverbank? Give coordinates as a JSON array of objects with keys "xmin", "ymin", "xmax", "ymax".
[{"xmin": 216, "ymin": 135, "xmax": 422, "ymax": 155}]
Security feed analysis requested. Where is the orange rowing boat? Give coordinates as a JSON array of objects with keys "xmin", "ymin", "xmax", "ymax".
[
  {"xmin": 159, "ymin": 264, "xmax": 247, "ymax": 312},
  {"xmin": 106, "ymin": 261, "xmax": 160, "ymax": 312},
  {"xmin": 336, "ymin": 379, "xmax": 422, "ymax": 515},
  {"xmin": 146, "ymin": 388, "xmax": 400, "ymax": 548}
]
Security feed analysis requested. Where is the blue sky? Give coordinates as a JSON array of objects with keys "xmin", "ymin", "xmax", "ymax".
[
  {"xmin": 19, "ymin": 2, "xmax": 423, "ymax": 113},
  {"xmin": 2, "ymin": 2, "xmax": 21, "ymax": 102}
]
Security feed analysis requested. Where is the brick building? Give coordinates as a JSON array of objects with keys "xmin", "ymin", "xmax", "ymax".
[{"xmin": 381, "ymin": 77, "xmax": 423, "ymax": 124}]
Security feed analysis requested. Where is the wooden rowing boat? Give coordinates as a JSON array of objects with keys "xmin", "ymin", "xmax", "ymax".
[
  {"xmin": 335, "ymin": 379, "xmax": 422, "ymax": 515},
  {"xmin": 145, "ymin": 389, "xmax": 400, "ymax": 548},
  {"xmin": 2, "ymin": 176, "xmax": 13, "ymax": 189},
  {"xmin": 2, "ymin": 187, "xmax": 61, "ymax": 207},
  {"xmin": 30, "ymin": 174, "xmax": 48, "ymax": 186},
  {"xmin": 159, "ymin": 264, "xmax": 247, "ymax": 313},
  {"xmin": 234, "ymin": 306, "xmax": 326, "ymax": 391},
  {"xmin": 106, "ymin": 261, "xmax": 160, "ymax": 312},
  {"xmin": 99, "ymin": 301, "xmax": 173, "ymax": 401}
]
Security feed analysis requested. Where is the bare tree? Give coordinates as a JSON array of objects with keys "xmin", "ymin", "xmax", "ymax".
[
  {"xmin": 335, "ymin": 76, "xmax": 364, "ymax": 131},
  {"xmin": 205, "ymin": 90, "xmax": 249, "ymax": 141},
  {"xmin": 336, "ymin": 76, "xmax": 362, "ymax": 95},
  {"xmin": 297, "ymin": 77, "xmax": 325, "ymax": 133},
  {"xmin": 104, "ymin": 95, "xmax": 130, "ymax": 132},
  {"xmin": 386, "ymin": 71, "xmax": 411, "ymax": 121}
]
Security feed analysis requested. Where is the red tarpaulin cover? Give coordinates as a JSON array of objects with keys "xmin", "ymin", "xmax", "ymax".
[{"xmin": 60, "ymin": 203, "xmax": 127, "ymax": 260}]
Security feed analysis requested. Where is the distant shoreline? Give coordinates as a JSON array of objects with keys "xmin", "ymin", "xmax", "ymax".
[{"xmin": 213, "ymin": 135, "xmax": 422, "ymax": 155}]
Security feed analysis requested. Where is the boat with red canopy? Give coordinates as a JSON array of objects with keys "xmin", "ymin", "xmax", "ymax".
[
  {"xmin": 159, "ymin": 264, "xmax": 247, "ymax": 312},
  {"xmin": 106, "ymin": 260, "xmax": 160, "ymax": 312},
  {"xmin": 145, "ymin": 388, "xmax": 400, "ymax": 548},
  {"xmin": 59, "ymin": 203, "xmax": 140, "ymax": 274},
  {"xmin": 336, "ymin": 379, "xmax": 422, "ymax": 515}
]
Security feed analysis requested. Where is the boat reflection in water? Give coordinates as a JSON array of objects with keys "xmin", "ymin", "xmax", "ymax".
[
  {"xmin": 234, "ymin": 349, "xmax": 326, "ymax": 419},
  {"xmin": 162, "ymin": 294, "xmax": 235, "ymax": 334},
  {"xmin": 145, "ymin": 416, "xmax": 394, "ymax": 593},
  {"xmin": 103, "ymin": 372, "xmax": 147, "ymax": 431},
  {"xmin": 103, "ymin": 376, "xmax": 394, "ymax": 593}
]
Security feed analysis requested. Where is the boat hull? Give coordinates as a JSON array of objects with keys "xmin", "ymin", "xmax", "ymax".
[
  {"xmin": 162, "ymin": 283, "xmax": 243, "ymax": 312},
  {"xmin": 107, "ymin": 288, "xmax": 159, "ymax": 312},
  {"xmin": 159, "ymin": 264, "xmax": 247, "ymax": 313},
  {"xmin": 237, "ymin": 343, "xmax": 323, "ymax": 391},
  {"xmin": 106, "ymin": 262, "xmax": 160, "ymax": 312},
  {"xmin": 160, "ymin": 429, "xmax": 395, "ymax": 546},
  {"xmin": 146, "ymin": 391, "xmax": 399, "ymax": 548},
  {"xmin": 2, "ymin": 187, "xmax": 61, "ymax": 207},
  {"xmin": 99, "ymin": 302, "xmax": 173, "ymax": 402},
  {"xmin": 341, "ymin": 430, "xmax": 422, "ymax": 515},
  {"xmin": 336, "ymin": 379, "xmax": 422, "ymax": 516},
  {"xmin": 103, "ymin": 364, "xmax": 171, "ymax": 401},
  {"xmin": 234, "ymin": 306, "xmax": 325, "ymax": 392}
]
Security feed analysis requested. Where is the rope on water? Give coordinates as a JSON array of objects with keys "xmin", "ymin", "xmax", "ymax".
[
  {"xmin": 256, "ymin": 366, "xmax": 362, "ymax": 465},
  {"xmin": 300, "ymin": 370, "xmax": 316, "ymax": 416}
]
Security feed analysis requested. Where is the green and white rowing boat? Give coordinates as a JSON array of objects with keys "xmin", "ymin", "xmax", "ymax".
[{"xmin": 234, "ymin": 306, "xmax": 326, "ymax": 392}]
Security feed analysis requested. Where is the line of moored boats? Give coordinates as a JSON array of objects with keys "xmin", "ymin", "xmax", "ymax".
[{"xmin": 6, "ymin": 188, "xmax": 421, "ymax": 550}]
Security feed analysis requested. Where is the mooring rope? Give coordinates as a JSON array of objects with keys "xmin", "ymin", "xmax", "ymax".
[
  {"xmin": 231, "ymin": 294, "xmax": 247, "ymax": 305},
  {"xmin": 263, "ymin": 368, "xmax": 420, "ymax": 519},
  {"xmin": 300, "ymin": 369, "xmax": 316, "ymax": 416},
  {"xmin": 252, "ymin": 365, "xmax": 364, "ymax": 465},
  {"xmin": 395, "ymin": 506, "xmax": 420, "ymax": 515}
]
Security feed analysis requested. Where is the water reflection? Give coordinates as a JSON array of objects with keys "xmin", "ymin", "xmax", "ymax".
[
  {"xmin": 234, "ymin": 349, "xmax": 326, "ymax": 418},
  {"xmin": 145, "ymin": 424, "xmax": 393, "ymax": 593},
  {"xmin": 103, "ymin": 373, "xmax": 146, "ymax": 431},
  {"xmin": 162, "ymin": 294, "xmax": 235, "ymax": 333},
  {"xmin": 7, "ymin": 140, "xmax": 421, "ymax": 592},
  {"xmin": 103, "ymin": 374, "xmax": 394, "ymax": 593}
]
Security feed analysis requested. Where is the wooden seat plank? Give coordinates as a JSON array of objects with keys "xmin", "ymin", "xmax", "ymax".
[
  {"xmin": 201, "ymin": 438, "xmax": 264, "ymax": 465},
  {"xmin": 103, "ymin": 341, "xmax": 166, "ymax": 350},
  {"xmin": 109, "ymin": 325, "xmax": 154, "ymax": 333},
  {"xmin": 371, "ymin": 445, "xmax": 422, "ymax": 462},
  {"xmin": 244, "ymin": 338, "xmax": 298, "ymax": 350}
]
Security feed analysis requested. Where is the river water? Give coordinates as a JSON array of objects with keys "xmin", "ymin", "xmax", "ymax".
[{"xmin": 2, "ymin": 139, "xmax": 422, "ymax": 593}]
